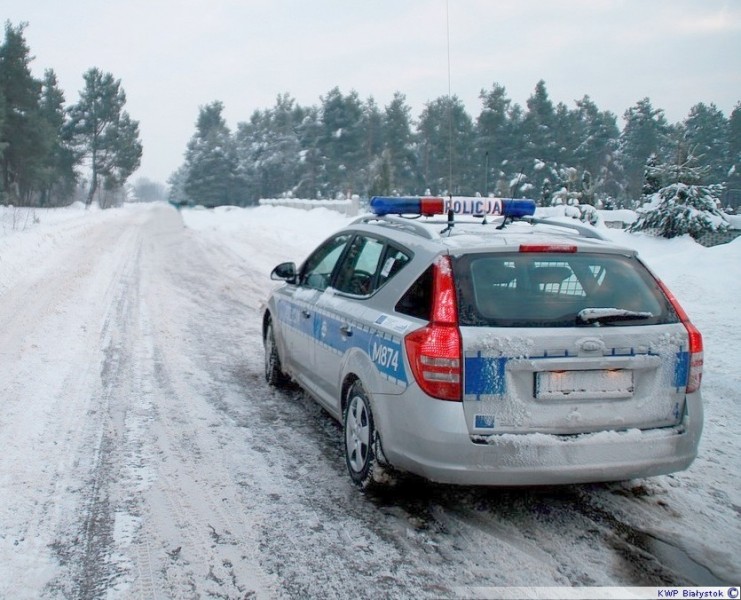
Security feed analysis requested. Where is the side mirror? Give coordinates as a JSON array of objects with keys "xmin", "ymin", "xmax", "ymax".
[{"xmin": 270, "ymin": 262, "xmax": 297, "ymax": 283}]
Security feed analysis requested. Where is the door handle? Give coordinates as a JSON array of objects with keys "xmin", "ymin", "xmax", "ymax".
[
  {"xmin": 340, "ymin": 325, "xmax": 353, "ymax": 338},
  {"xmin": 302, "ymin": 310, "xmax": 311, "ymax": 319}
]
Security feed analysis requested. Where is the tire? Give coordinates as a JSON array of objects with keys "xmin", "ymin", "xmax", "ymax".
[
  {"xmin": 264, "ymin": 319, "xmax": 289, "ymax": 387},
  {"xmin": 343, "ymin": 381, "xmax": 393, "ymax": 491}
]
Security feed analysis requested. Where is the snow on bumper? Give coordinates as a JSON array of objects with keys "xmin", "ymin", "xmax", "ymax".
[{"xmin": 373, "ymin": 392, "xmax": 703, "ymax": 486}]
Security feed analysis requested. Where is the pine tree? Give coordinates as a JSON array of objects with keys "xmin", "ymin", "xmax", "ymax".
[
  {"xmin": 522, "ymin": 81, "xmax": 557, "ymax": 161},
  {"xmin": 293, "ymin": 106, "xmax": 323, "ymax": 198},
  {"xmin": 730, "ymin": 103, "xmax": 741, "ymax": 164},
  {"xmin": 167, "ymin": 165, "xmax": 189, "ymax": 206},
  {"xmin": 183, "ymin": 101, "xmax": 242, "ymax": 208},
  {"xmin": 383, "ymin": 92, "xmax": 419, "ymax": 194},
  {"xmin": 0, "ymin": 87, "xmax": 5, "ymax": 175},
  {"xmin": 619, "ymin": 98, "xmax": 673, "ymax": 202},
  {"xmin": 417, "ymin": 95, "xmax": 474, "ymax": 195},
  {"xmin": 630, "ymin": 150, "xmax": 728, "ymax": 240},
  {"xmin": 682, "ymin": 102, "xmax": 729, "ymax": 185},
  {"xmin": 553, "ymin": 101, "xmax": 578, "ymax": 167},
  {"xmin": 571, "ymin": 96, "xmax": 620, "ymax": 200},
  {"xmin": 726, "ymin": 103, "xmax": 741, "ymax": 199},
  {"xmin": 363, "ymin": 97, "xmax": 384, "ymax": 181},
  {"xmin": 234, "ymin": 94, "xmax": 303, "ymax": 202},
  {"xmin": 318, "ymin": 88, "xmax": 366, "ymax": 197},
  {"xmin": 0, "ymin": 22, "xmax": 46, "ymax": 204},
  {"xmin": 476, "ymin": 83, "xmax": 518, "ymax": 195},
  {"xmin": 38, "ymin": 69, "xmax": 76, "ymax": 206},
  {"xmin": 66, "ymin": 68, "xmax": 142, "ymax": 207},
  {"xmin": 518, "ymin": 81, "xmax": 560, "ymax": 202}
]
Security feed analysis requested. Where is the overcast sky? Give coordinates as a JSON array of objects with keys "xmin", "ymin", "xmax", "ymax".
[{"xmin": 4, "ymin": 0, "xmax": 740, "ymax": 184}]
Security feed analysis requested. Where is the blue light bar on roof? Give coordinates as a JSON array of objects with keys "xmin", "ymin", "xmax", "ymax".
[
  {"xmin": 370, "ymin": 196, "xmax": 536, "ymax": 218},
  {"xmin": 370, "ymin": 196, "xmax": 440, "ymax": 216}
]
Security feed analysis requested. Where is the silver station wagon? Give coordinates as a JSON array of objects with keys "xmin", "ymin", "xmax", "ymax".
[{"xmin": 262, "ymin": 196, "xmax": 703, "ymax": 490}]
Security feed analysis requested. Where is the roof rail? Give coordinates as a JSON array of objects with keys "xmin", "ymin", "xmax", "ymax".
[
  {"xmin": 522, "ymin": 216, "xmax": 608, "ymax": 241},
  {"xmin": 351, "ymin": 213, "xmax": 609, "ymax": 242},
  {"xmin": 350, "ymin": 214, "xmax": 438, "ymax": 240}
]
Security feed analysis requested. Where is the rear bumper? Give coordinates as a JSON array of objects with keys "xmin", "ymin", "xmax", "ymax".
[{"xmin": 373, "ymin": 392, "xmax": 703, "ymax": 486}]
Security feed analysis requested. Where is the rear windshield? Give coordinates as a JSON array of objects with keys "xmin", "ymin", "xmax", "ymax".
[{"xmin": 454, "ymin": 252, "xmax": 678, "ymax": 327}]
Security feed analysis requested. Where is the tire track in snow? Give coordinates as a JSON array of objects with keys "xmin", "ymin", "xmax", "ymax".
[
  {"xmin": 120, "ymin": 205, "xmax": 282, "ymax": 599},
  {"xmin": 0, "ymin": 208, "xmax": 147, "ymax": 598},
  {"xmin": 568, "ymin": 485, "xmax": 730, "ymax": 585},
  {"xmin": 56, "ymin": 222, "xmax": 146, "ymax": 598}
]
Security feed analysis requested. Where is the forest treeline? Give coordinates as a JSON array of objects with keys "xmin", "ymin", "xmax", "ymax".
[
  {"xmin": 171, "ymin": 82, "xmax": 741, "ymax": 211},
  {"xmin": 2, "ymin": 20, "xmax": 739, "ymax": 213},
  {"xmin": 0, "ymin": 22, "xmax": 142, "ymax": 208}
]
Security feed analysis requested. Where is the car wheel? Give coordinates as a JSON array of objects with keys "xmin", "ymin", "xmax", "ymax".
[
  {"xmin": 343, "ymin": 381, "xmax": 393, "ymax": 490},
  {"xmin": 264, "ymin": 319, "xmax": 289, "ymax": 387}
]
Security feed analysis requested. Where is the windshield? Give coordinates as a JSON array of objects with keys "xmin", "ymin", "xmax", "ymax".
[{"xmin": 454, "ymin": 252, "xmax": 677, "ymax": 328}]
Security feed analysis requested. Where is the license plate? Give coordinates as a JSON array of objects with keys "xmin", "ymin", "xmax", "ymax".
[{"xmin": 535, "ymin": 369, "xmax": 634, "ymax": 401}]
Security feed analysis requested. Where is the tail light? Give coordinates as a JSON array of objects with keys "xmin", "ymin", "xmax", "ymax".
[
  {"xmin": 656, "ymin": 279, "xmax": 703, "ymax": 393},
  {"xmin": 404, "ymin": 256, "xmax": 462, "ymax": 401}
]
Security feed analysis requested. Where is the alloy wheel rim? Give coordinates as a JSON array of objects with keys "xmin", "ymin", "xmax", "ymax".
[{"xmin": 346, "ymin": 395, "xmax": 370, "ymax": 473}]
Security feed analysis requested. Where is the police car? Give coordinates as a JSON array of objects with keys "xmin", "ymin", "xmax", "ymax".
[{"xmin": 262, "ymin": 196, "xmax": 703, "ymax": 490}]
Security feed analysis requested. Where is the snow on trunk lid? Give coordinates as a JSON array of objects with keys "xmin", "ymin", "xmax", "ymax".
[{"xmin": 460, "ymin": 325, "xmax": 690, "ymax": 436}]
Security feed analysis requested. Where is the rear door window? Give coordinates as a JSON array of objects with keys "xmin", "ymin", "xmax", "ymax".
[
  {"xmin": 334, "ymin": 235, "xmax": 412, "ymax": 296},
  {"xmin": 396, "ymin": 266, "xmax": 433, "ymax": 320},
  {"xmin": 454, "ymin": 252, "xmax": 676, "ymax": 327}
]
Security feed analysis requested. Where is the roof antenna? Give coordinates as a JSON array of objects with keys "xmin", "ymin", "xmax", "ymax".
[
  {"xmin": 446, "ymin": 0, "xmax": 454, "ymax": 201},
  {"xmin": 482, "ymin": 151, "xmax": 490, "ymax": 225}
]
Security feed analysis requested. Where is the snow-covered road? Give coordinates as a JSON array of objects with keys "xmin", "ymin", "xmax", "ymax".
[{"xmin": 0, "ymin": 202, "xmax": 738, "ymax": 598}]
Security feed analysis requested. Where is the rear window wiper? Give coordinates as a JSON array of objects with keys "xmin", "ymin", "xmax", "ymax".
[{"xmin": 577, "ymin": 308, "xmax": 654, "ymax": 325}]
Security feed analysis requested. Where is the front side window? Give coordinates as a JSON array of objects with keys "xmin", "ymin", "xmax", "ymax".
[
  {"xmin": 299, "ymin": 234, "xmax": 352, "ymax": 291},
  {"xmin": 454, "ymin": 252, "xmax": 676, "ymax": 327}
]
